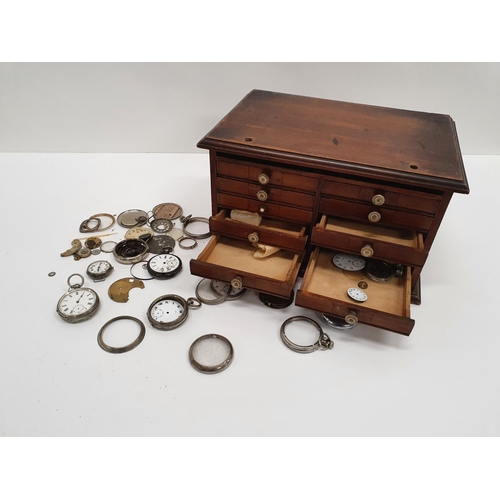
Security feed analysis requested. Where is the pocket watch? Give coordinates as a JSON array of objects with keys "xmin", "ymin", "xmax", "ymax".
[
  {"xmin": 147, "ymin": 294, "xmax": 201, "ymax": 330},
  {"xmin": 56, "ymin": 274, "xmax": 100, "ymax": 323},
  {"xmin": 86, "ymin": 260, "xmax": 114, "ymax": 282},
  {"xmin": 146, "ymin": 247, "xmax": 182, "ymax": 279}
]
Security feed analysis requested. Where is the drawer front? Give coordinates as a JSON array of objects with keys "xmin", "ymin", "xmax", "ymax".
[
  {"xmin": 311, "ymin": 216, "xmax": 427, "ymax": 267},
  {"xmin": 210, "ymin": 212, "xmax": 308, "ymax": 253},
  {"xmin": 218, "ymin": 193, "xmax": 314, "ymax": 224},
  {"xmin": 296, "ymin": 248, "xmax": 414, "ymax": 335},
  {"xmin": 189, "ymin": 235, "xmax": 302, "ymax": 298},
  {"xmin": 217, "ymin": 177, "xmax": 315, "ymax": 209},
  {"xmin": 319, "ymin": 197, "xmax": 433, "ymax": 231},
  {"xmin": 217, "ymin": 159, "xmax": 319, "ymax": 193},
  {"xmin": 322, "ymin": 178, "xmax": 441, "ymax": 215}
]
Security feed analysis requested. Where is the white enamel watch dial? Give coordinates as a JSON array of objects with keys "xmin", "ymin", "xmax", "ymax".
[
  {"xmin": 147, "ymin": 253, "xmax": 182, "ymax": 279},
  {"xmin": 347, "ymin": 287, "xmax": 368, "ymax": 302},
  {"xmin": 86, "ymin": 260, "xmax": 114, "ymax": 282},
  {"xmin": 125, "ymin": 227, "xmax": 154, "ymax": 240},
  {"xmin": 56, "ymin": 274, "xmax": 100, "ymax": 323},
  {"xmin": 147, "ymin": 294, "xmax": 200, "ymax": 330},
  {"xmin": 333, "ymin": 253, "xmax": 366, "ymax": 271}
]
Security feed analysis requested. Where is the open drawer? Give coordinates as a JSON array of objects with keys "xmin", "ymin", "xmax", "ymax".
[
  {"xmin": 190, "ymin": 235, "xmax": 303, "ymax": 298},
  {"xmin": 209, "ymin": 210, "xmax": 308, "ymax": 253},
  {"xmin": 311, "ymin": 215, "xmax": 427, "ymax": 267},
  {"xmin": 295, "ymin": 247, "xmax": 414, "ymax": 335}
]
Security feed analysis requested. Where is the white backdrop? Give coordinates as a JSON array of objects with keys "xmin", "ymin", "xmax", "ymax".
[{"xmin": 1, "ymin": 62, "xmax": 499, "ymax": 154}]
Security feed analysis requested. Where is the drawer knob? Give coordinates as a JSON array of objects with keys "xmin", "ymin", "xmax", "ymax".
[
  {"xmin": 345, "ymin": 311, "xmax": 358, "ymax": 325},
  {"xmin": 231, "ymin": 276, "xmax": 243, "ymax": 290},
  {"xmin": 361, "ymin": 245, "xmax": 374, "ymax": 258},
  {"xmin": 256, "ymin": 190, "xmax": 268, "ymax": 201},
  {"xmin": 259, "ymin": 206, "xmax": 266, "ymax": 213},
  {"xmin": 258, "ymin": 173, "xmax": 269, "ymax": 185},
  {"xmin": 372, "ymin": 194, "xmax": 385, "ymax": 206},
  {"xmin": 248, "ymin": 232, "xmax": 260, "ymax": 244},
  {"xmin": 368, "ymin": 211, "xmax": 381, "ymax": 223}
]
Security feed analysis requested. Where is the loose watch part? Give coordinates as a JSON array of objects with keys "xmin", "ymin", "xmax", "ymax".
[
  {"xmin": 189, "ymin": 334, "xmax": 234, "ymax": 374},
  {"xmin": 113, "ymin": 238, "xmax": 149, "ymax": 264},
  {"xmin": 147, "ymin": 294, "xmax": 201, "ymax": 331},
  {"xmin": 180, "ymin": 215, "xmax": 211, "ymax": 239},
  {"xmin": 147, "ymin": 234, "xmax": 176, "ymax": 254},
  {"xmin": 332, "ymin": 253, "xmax": 366, "ymax": 271},
  {"xmin": 117, "ymin": 209, "xmax": 148, "ymax": 228},
  {"xmin": 347, "ymin": 287, "xmax": 368, "ymax": 302},
  {"xmin": 319, "ymin": 313, "xmax": 357, "ymax": 330},
  {"xmin": 86, "ymin": 260, "xmax": 114, "ymax": 282},
  {"xmin": 86, "ymin": 213, "xmax": 115, "ymax": 232},
  {"xmin": 100, "ymin": 241, "xmax": 117, "ymax": 253},
  {"xmin": 150, "ymin": 218, "xmax": 174, "ymax": 233},
  {"xmin": 97, "ymin": 316, "xmax": 146, "ymax": 354},
  {"xmin": 152, "ymin": 202, "xmax": 183, "ymax": 221},
  {"xmin": 108, "ymin": 277, "xmax": 145, "ymax": 303},
  {"xmin": 124, "ymin": 227, "xmax": 155, "ymax": 240},
  {"xmin": 146, "ymin": 248, "xmax": 182, "ymax": 280},
  {"xmin": 166, "ymin": 228, "xmax": 184, "ymax": 241},
  {"xmin": 85, "ymin": 237, "xmax": 102, "ymax": 250},
  {"xmin": 56, "ymin": 273, "xmax": 100, "ymax": 323},
  {"xmin": 259, "ymin": 291, "xmax": 294, "ymax": 309}
]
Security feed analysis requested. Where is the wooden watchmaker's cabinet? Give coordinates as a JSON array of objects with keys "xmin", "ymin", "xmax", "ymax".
[{"xmin": 190, "ymin": 90, "xmax": 469, "ymax": 335}]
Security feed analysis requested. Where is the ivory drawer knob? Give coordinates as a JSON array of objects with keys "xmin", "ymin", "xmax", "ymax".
[
  {"xmin": 361, "ymin": 245, "xmax": 374, "ymax": 258},
  {"xmin": 368, "ymin": 211, "xmax": 381, "ymax": 223},
  {"xmin": 258, "ymin": 173, "xmax": 269, "ymax": 185},
  {"xmin": 256, "ymin": 190, "xmax": 268, "ymax": 201},
  {"xmin": 259, "ymin": 206, "xmax": 266, "ymax": 213},
  {"xmin": 345, "ymin": 311, "xmax": 358, "ymax": 325},
  {"xmin": 248, "ymin": 232, "xmax": 260, "ymax": 244},
  {"xmin": 231, "ymin": 276, "xmax": 243, "ymax": 289},
  {"xmin": 372, "ymin": 194, "xmax": 385, "ymax": 206}
]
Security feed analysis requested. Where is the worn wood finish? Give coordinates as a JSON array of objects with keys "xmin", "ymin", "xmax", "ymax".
[{"xmin": 192, "ymin": 90, "xmax": 469, "ymax": 335}]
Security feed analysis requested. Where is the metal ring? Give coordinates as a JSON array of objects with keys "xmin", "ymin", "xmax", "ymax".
[
  {"xmin": 79, "ymin": 217, "xmax": 101, "ymax": 233},
  {"xmin": 178, "ymin": 236, "xmax": 198, "ymax": 250},
  {"xmin": 280, "ymin": 316, "xmax": 334, "ymax": 353},
  {"xmin": 189, "ymin": 334, "xmax": 234, "ymax": 374},
  {"xmin": 100, "ymin": 241, "xmax": 117, "ymax": 253},
  {"xmin": 195, "ymin": 278, "xmax": 230, "ymax": 305},
  {"xmin": 181, "ymin": 216, "xmax": 211, "ymax": 239},
  {"xmin": 97, "ymin": 316, "xmax": 146, "ymax": 354},
  {"xmin": 130, "ymin": 261, "xmax": 155, "ymax": 281},
  {"xmin": 150, "ymin": 218, "xmax": 174, "ymax": 233},
  {"xmin": 88, "ymin": 213, "xmax": 116, "ymax": 232},
  {"xmin": 67, "ymin": 273, "xmax": 85, "ymax": 289}
]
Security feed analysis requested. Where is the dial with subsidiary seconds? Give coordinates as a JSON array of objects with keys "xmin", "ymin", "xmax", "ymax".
[
  {"xmin": 147, "ymin": 253, "xmax": 182, "ymax": 279},
  {"xmin": 57, "ymin": 288, "xmax": 99, "ymax": 321},
  {"xmin": 347, "ymin": 287, "xmax": 368, "ymax": 302},
  {"xmin": 333, "ymin": 253, "xmax": 366, "ymax": 271}
]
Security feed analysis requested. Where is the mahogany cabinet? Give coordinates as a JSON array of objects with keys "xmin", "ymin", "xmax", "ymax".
[{"xmin": 190, "ymin": 90, "xmax": 469, "ymax": 335}]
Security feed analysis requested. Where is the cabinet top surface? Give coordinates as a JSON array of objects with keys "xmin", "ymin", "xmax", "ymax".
[{"xmin": 198, "ymin": 90, "xmax": 469, "ymax": 193}]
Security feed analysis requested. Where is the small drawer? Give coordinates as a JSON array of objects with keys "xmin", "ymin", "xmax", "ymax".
[
  {"xmin": 217, "ymin": 177, "xmax": 315, "ymax": 209},
  {"xmin": 311, "ymin": 215, "xmax": 427, "ymax": 267},
  {"xmin": 217, "ymin": 159, "xmax": 319, "ymax": 193},
  {"xmin": 210, "ymin": 210, "xmax": 308, "ymax": 253},
  {"xmin": 217, "ymin": 193, "xmax": 314, "ymax": 224},
  {"xmin": 190, "ymin": 235, "xmax": 303, "ymax": 298},
  {"xmin": 319, "ymin": 197, "xmax": 433, "ymax": 231},
  {"xmin": 296, "ymin": 248, "xmax": 414, "ymax": 335},
  {"xmin": 322, "ymin": 178, "xmax": 441, "ymax": 215}
]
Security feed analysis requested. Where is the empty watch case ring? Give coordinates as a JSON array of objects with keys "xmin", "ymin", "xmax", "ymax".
[
  {"xmin": 195, "ymin": 278, "xmax": 230, "ymax": 305},
  {"xmin": 88, "ymin": 213, "xmax": 116, "ymax": 232},
  {"xmin": 178, "ymin": 236, "xmax": 198, "ymax": 250},
  {"xmin": 180, "ymin": 215, "xmax": 211, "ymax": 239},
  {"xmin": 97, "ymin": 316, "xmax": 146, "ymax": 354},
  {"xmin": 280, "ymin": 316, "xmax": 334, "ymax": 353}
]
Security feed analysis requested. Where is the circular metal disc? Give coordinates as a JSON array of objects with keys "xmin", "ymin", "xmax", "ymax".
[
  {"xmin": 152, "ymin": 203, "xmax": 183, "ymax": 221},
  {"xmin": 147, "ymin": 235, "xmax": 176, "ymax": 254},
  {"xmin": 332, "ymin": 253, "xmax": 366, "ymax": 271},
  {"xmin": 117, "ymin": 209, "xmax": 148, "ymax": 228}
]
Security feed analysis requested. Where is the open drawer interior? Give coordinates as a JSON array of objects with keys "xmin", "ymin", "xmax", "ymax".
[
  {"xmin": 311, "ymin": 215, "xmax": 426, "ymax": 267},
  {"xmin": 190, "ymin": 235, "xmax": 303, "ymax": 298},
  {"xmin": 209, "ymin": 210, "xmax": 308, "ymax": 252},
  {"xmin": 296, "ymin": 247, "xmax": 414, "ymax": 334}
]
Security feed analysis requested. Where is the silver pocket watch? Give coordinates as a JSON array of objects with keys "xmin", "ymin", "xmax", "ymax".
[{"xmin": 56, "ymin": 273, "xmax": 100, "ymax": 323}]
